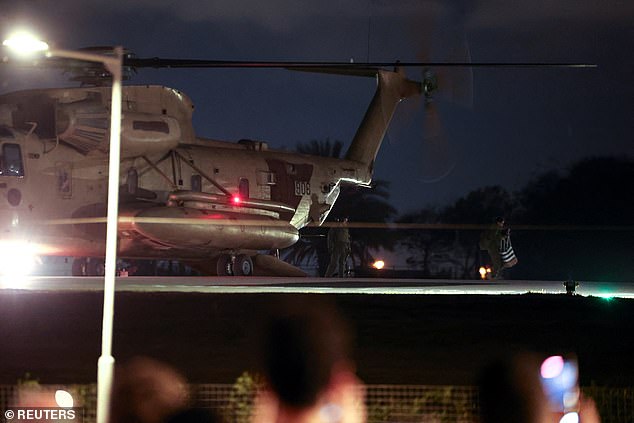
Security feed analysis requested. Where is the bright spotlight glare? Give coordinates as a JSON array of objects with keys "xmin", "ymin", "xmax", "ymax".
[
  {"xmin": 0, "ymin": 240, "xmax": 38, "ymax": 277},
  {"xmin": 55, "ymin": 390, "xmax": 74, "ymax": 408},
  {"xmin": 559, "ymin": 412, "xmax": 579, "ymax": 423},
  {"xmin": 372, "ymin": 260, "xmax": 385, "ymax": 270},
  {"xmin": 3, "ymin": 31, "xmax": 49, "ymax": 55}
]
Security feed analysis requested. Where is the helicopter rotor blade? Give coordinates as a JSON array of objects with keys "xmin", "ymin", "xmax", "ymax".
[
  {"xmin": 418, "ymin": 99, "xmax": 456, "ymax": 183},
  {"xmin": 433, "ymin": 37, "xmax": 474, "ymax": 109},
  {"xmin": 408, "ymin": 29, "xmax": 471, "ymax": 183},
  {"xmin": 123, "ymin": 57, "xmax": 594, "ymax": 69}
]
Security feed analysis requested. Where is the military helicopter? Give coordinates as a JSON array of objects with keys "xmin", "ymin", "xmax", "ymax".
[
  {"xmin": 0, "ymin": 42, "xmax": 591, "ymax": 277},
  {"xmin": 0, "ymin": 45, "xmax": 435, "ymax": 276}
]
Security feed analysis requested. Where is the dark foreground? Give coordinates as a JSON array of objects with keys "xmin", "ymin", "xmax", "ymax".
[{"xmin": 1, "ymin": 291, "xmax": 632, "ymax": 386}]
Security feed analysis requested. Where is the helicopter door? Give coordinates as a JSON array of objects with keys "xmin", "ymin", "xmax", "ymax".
[{"xmin": 265, "ymin": 159, "xmax": 313, "ymax": 210}]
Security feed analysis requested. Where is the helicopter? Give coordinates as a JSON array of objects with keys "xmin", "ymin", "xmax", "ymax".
[
  {"xmin": 0, "ymin": 47, "xmax": 427, "ymax": 276},
  {"xmin": 0, "ymin": 43, "xmax": 593, "ymax": 277}
]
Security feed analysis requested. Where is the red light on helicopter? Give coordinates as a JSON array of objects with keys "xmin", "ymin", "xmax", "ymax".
[{"xmin": 232, "ymin": 195, "xmax": 242, "ymax": 205}]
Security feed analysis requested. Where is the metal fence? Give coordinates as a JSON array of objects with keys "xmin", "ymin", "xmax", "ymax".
[{"xmin": 1, "ymin": 383, "xmax": 632, "ymax": 423}]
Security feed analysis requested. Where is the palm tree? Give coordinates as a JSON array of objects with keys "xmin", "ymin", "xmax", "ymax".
[
  {"xmin": 397, "ymin": 207, "xmax": 448, "ymax": 277},
  {"xmin": 440, "ymin": 185, "xmax": 517, "ymax": 278},
  {"xmin": 296, "ymin": 138, "xmax": 344, "ymax": 158}
]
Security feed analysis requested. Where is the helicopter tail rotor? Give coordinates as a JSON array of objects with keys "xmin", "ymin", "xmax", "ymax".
[
  {"xmin": 432, "ymin": 39, "xmax": 474, "ymax": 108},
  {"xmin": 419, "ymin": 35, "xmax": 472, "ymax": 183},
  {"xmin": 419, "ymin": 98, "xmax": 457, "ymax": 183},
  {"xmin": 387, "ymin": 30, "xmax": 473, "ymax": 184}
]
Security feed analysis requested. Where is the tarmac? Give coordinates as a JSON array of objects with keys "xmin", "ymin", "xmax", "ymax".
[{"xmin": 1, "ymin": 277, "xmax": 633, "ymax": 387}]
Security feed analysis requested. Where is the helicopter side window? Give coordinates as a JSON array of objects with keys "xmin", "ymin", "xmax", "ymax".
[
  {"xmin": 133, "ymin": 120, "xmax": 170, "ymax": 134},
  {"xmin": 0, "ymin": 143, "xmax": 24, "ymax": 177}
]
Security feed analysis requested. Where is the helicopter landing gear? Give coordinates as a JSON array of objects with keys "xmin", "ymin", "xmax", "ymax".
[
  {"xmin": 215, "ymin": 253, "xmax": 254, "ymax": 276},
  {"xmin": 216, "ymin": 254, "xmax": 233, "ymax": 276},
  {"xmin": 232, "ymin": 254, "xmax": 253, "ymax": 276}
]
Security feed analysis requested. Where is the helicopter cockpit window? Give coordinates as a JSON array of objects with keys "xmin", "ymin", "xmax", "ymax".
[
  {"xmin": 0, "ymin": 143, "xmax": 24, "ymax": 177},
  {"xmin": 133, "ymin": 120, "xmax": 170, "ymax": 134}
]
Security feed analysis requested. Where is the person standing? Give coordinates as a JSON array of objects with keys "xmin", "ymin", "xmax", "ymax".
[
  {"xmin": 479, "ymin": 217, "xmax": 507, "ymax": 279},
  {"xmin": 499, "ymin": 225, "xmax": 518, "ymax": 273},
  {"xmin": 325, "ymin": 217, "xmax": 351, "ymax": 278}
]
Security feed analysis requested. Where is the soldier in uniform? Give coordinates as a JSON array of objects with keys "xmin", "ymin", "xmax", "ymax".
[
  {"xmin": 479, "ymin": 216, "xmax": 508, "ymax": 279},
  {"xmin": 325, "ymin": 217, "xmax": 351, "ymax": 277}
]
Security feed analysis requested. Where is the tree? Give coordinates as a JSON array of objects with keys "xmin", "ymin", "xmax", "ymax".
[
  {"xmin": 397, "ymin": 185, "xmax": 518, "ymax": 279},
  {"xmin": 296, "ymin": 138, "xmax": 344, "ymax": 158},
  {"xmin": 396, "ymin": 156, "xmax": 634, "ymax": 281},
  {"xmin": 396, "ymin": 207, "xmax": 448, "ymax": 277},
  {"xmin": 441, "ymin": 186, "xmax": 519, "ymax": 278},
  {"xmin": 518, "ymin": 156, "xmax": 634, "ymax": 225},
  {"xmin": 515, "ymin": 156, "xmax": 634, "ymax": 281}
]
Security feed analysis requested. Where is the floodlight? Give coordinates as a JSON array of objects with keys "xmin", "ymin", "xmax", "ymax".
[{"xmin": 2, "ymin": 31, "xmax": 49, "ymax": 55}]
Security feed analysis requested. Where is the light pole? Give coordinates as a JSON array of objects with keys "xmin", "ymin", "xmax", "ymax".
[{"xmin": 3, "ymin": 33, "xmax": 123, "ymax": 423}]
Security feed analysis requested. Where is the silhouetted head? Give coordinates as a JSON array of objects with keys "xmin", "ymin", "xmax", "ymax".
[
  {"xmin": 110, "ymin": 356, "xmax": 189, "ymax": 423},
  {"xmin": 260, "ymin": 298, "xmax": 353, "ymax": 409}
]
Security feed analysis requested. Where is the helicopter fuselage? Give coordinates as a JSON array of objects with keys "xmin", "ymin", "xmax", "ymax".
[{"xmin": 0, "ymin": 69, "xmax": 420, "ymax": 275}]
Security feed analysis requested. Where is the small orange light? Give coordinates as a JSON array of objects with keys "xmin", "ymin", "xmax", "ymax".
[
  {"xmin": 479, "ymin": 266, "xmax": 493, "ymax": 280},
  {"xmin": 372, "ymin": 260, "xmax": 385, "ymax": 270},
  {"xmin": 479, "ymin": 266, "xmax": 487, "ymax": 279}
]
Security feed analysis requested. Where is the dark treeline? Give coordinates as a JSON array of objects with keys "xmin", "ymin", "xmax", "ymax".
[
  {"xmin": 284, "ymin": 138, "xmax": 633, "ymax": 281},
  {"xmin": 397, "ymin": 156, "xmax": 634, "ymax": 281}
]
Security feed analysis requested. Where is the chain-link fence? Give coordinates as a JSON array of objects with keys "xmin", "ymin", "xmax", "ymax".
[{"xmin": 1, "ymin": 383, "xmax": 632, "ymax": 423}]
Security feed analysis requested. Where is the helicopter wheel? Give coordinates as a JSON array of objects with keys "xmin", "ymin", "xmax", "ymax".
[
  {"xmin": 216, "ymin": 254, "xmax": 233, "ymax": 276},
  {"xmin": 232, "ymin": 254, "xmax": 253, "ymax": 276}
]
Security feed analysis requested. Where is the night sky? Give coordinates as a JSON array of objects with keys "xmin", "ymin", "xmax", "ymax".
[{"xmin": 1, "ymin": 0, "xmax": 632, "ymax": 214}]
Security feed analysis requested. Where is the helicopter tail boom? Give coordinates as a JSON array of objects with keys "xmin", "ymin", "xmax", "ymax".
[{"xmin": 345, "ymin": 69, "xmax": 421, "ymax": 180}]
